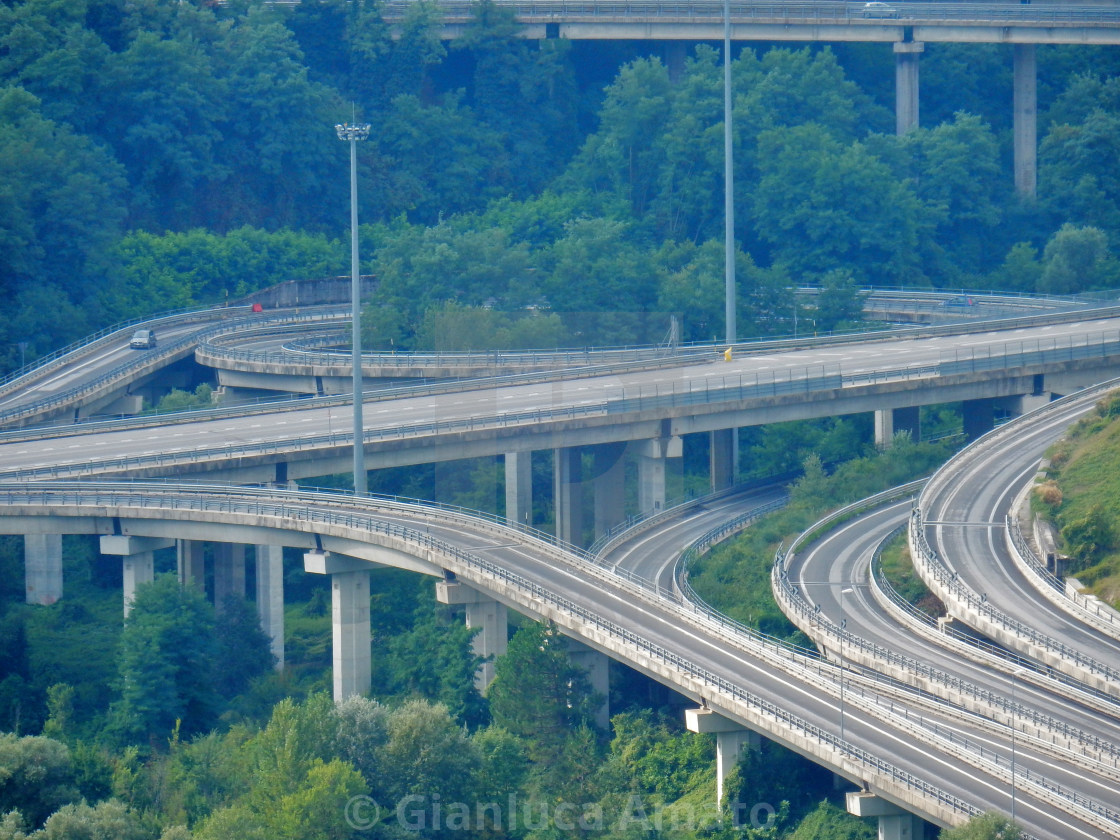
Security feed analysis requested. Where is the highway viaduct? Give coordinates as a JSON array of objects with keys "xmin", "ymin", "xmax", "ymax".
[
  {"xmin": 6, "ymin": 308, "xmax": 1120, "ymax": 835},
  {"xmin": 394, "ymin": 0, "xmax": 1120, "ymax": 197}
]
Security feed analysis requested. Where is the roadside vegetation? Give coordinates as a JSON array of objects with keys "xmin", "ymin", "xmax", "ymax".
[
  {"xmin": 3, "ymin": 0, "xmax": 1116, "ymax": 837},
  {"xmin": 1034, "ymin": 389, "xmax": 1120, "ymax": 607}
]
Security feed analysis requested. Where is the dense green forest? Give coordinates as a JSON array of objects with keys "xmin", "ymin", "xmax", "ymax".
[
  {"xmin": 5, "ymin": 0, "xmax": 1120, "ymax": 368},
  {"xmin": 2, "ymin": 0, "xmax": 1116, "ymax": 837}
]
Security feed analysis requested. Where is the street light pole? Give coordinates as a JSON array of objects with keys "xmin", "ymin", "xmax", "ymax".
[
  {"xmin": 335, "ymin": 119, "xmax": 371, "ymax": 496},
  {"xmin": 1010, "ymin": 668, "xmax": 1027, "ymax": 824},
  {"xmin": 840, "ymin": 586, "xmax": 853, "ymax": 741},
  {"xmin": 723, "ymin": 0, "xmax": 735, "ymax": 345}
]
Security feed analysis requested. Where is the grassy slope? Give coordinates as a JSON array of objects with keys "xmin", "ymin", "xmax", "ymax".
[{"xmin": 1042, "ymin": 397, "xmax": 1120, "ymax": 607}]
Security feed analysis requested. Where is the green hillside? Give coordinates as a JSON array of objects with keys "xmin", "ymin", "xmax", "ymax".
[{"xmin": 1037, "ymin": 390, "xmax": 1120, "ymax": 607}]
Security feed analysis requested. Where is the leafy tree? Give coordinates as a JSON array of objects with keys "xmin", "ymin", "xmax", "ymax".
[
  {"xmin": 0, "ymin": 734, "xmax": 79, "ymax": 828},
  {"xmin": 1038, "ymin": 223, "xmax": 1120, "ymax": 293},
  {"xmin": 214, "ymin": 595, "xmax": 275, "ymax": 700},
  {"xmin": 751, "ymin": 124, "xmax": 928, "ymax": 286},
  {"xmin": 0, "ymin": 86, "xmax": 125, "ymax": 311},
  {"xmin": 107, "ymin": 575, "xmax": 219, "ymax": 747},
  {"xmin": 35, "ymin": 799, "xmax": 151, "ymax": 840},
  {"xmin": 989, "ymin": 242, "xmax": 1044, "ymax": 293},
  {"xmin": 96, "ymin": 29, "xmax": 226, "ymax": 231},
  {"xmin": 1040, "ymin": 109, "xmax": 1120, "ymax": 239},
  {"xmin": 377, "ymin": 699, "xmax": 481, "ymax": 811},
  {"xmin": 386, "ymin": 601, "xmax": 487, "ymax": 727},
  {"xmin": 939, "ymin": 811, "xmax": 1022, "ymax": 840},
  {"xmin": 487, "ymin": 622, "xmax": 601, "ymax": 768}
]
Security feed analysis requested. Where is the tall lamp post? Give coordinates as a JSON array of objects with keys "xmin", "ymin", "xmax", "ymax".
[
  {"xmin": 335, "ymin": 120, "xmax": 371, "ymax": 496},
  {"xmin": 723, "ymin": 0, "xmax": 735, "ymax": 345},
  {"xmin": 803, "ymin": 581, "xmax": 863, "ymax": 741},
  {"xmin": 1010, "ymin": 668, "xmax": 1027, "ymax": 824}
]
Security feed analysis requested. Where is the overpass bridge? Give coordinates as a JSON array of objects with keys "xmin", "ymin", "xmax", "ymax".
[
  {"xmin": 2, "ymin": 480, "xmax": 1116, "ymax": 838},
  {"xmin": 5, "ymin": 302, "xmax": 1120, "ymax": 834},
  {"xmin": 391, "ymin": 0, "xmax": 1120, "ymax": 194}
]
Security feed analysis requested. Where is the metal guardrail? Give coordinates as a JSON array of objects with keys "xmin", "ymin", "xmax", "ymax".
[
  {"xmin": 0, "ymin": 481, "xmax": 994, "ymax": 827},
  {"xmin": 910, "ymin": 506, "xmax": 1120, "ymax": 684},
  {"xmin": 380, "ymin": 0, "xmax": 1120, "ymax": 26},
  {"xmin": 871, "ymin": 537, "xmax": 1120, "ymax": 752},
  {"xmin": 1007, "ymin": 513, "xmax": 1120, "ymax": 636},
  {"xmin": 0, "ymin": 305, "xmax": 252, "ymax": 396},
  {"xmin": 771, "ymin": 489, "xmax": 1120, "ymax": 767},
  {"xmin": 0, "ymin": 307, "xmax": 348, "ymax": 429}
]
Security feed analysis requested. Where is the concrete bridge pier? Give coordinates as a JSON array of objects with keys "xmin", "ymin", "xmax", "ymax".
[
  {"xmin": 894, "ymin": 42, "xmax": 924, "ymax": 135},
  {"xmin": 505, "ymin": 451, "xmax": 533, "ymax": 529},
  {"xmin": 638, "ymin": 436, "xmax": 682, "ymax": 514},
  {"xmin": 566, "ymin": 638, "xmax": 611, "ymax": 729},
  {"xmin": 593, "ymin": 441, "xmax": 627, "ymax": 540},
  {"xmin": 177, "ymin": 539, "xmax": 206, "ymax": 590},
  {"xmin": 845, "ymin": 791, "xmax": 923, "ymax": 840},
  {"xmin": 24, "ymin": 533, "xmax": 63, "ymax": 605},
  {"xmin": 874, "ymin": 406, "xmax": 920, "ymax": 448},
  {"xmin": 255, "ymin": 544, "xmax": 286, "ymax": 669},
  {"xmin": 554, "ymin": 446, "xmax": 584, "ymax": 545},
  {"xmin": 213, "ymin": 542, "xmax": 246, "ymax": 612},
  {"xmin": 99, "ymin": 535, "xmax": 172, "ymax": 617},
  {"xmin": 685, "ymin": 707, "xmax": 761, "ymax": 806},
  {"xmin": 710, "ymin": 428, "xmax": 736, "ymax": 492},
  {"xmin": 436, "ymin": 578, "xmax": 509, "ymax": 690},
  {"xmin": 1014, "ymin": 43, "xmax": 1037, "ymax": 198},
  {"xmin": 304, "ymin": 550, "xmax": 371, "ymax": 701},
  {"xmin": 962, "ymin": 397, "xmax": 998, "ymax": 440}
]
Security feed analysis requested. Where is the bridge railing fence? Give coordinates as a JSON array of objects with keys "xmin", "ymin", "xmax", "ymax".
[{"xmin": 0, "ymin": 481, "xmax": 1013, "ymax": 830}]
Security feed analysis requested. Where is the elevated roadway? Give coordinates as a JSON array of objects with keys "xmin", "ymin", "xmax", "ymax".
[
  {"xmin": 0, "ymin": 481, "xmax": 1115, "ymax": 838},
  {"xmin": 3, "ymin": 310, "xmax": 1120, "ymax": 487}
]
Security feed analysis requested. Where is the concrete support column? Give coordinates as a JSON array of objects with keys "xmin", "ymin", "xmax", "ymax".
[
  {"xmin": 1013, "ymin": 43, "xmax": 1038, "ymax": 198},
  {"xmin": 255, "ymin": 544, "xmax": 285, "ymax": 669},
  {"xmin": 638, "ymin": 436, "xmax": 682, "ymax": 514},
  {"xmin": 567, "ymin": 639, "xmax": 610, "ymax": 730},
  {"xmin": 436, "ymin": 580, "xmax": 508, "ymax": 690},
  {"xmin": 505, "ymin": 451, "xmax": 533, "ymax": 529},
  {"xmin": 304, "ymin": 551, "xmax": 371, "ymax": 701},
  {"xmin": 554, "ymin": 446, "xmax": 583, "ymax": 545},
  {"xmin": 24, "ymin": 533, "xmax": 63, "ymax": 606},
  {"xmin": 962, "ymin": 397, "xmax": 997, "ymax": 441},
  {"xmin": 894, "ymin": 42, "xmax": 924, "ymax": 135},
  {"xmin": 874, "ymin": 406, "xmax": 920, "ymax": 448},
  {"xmin": 592, "ymin": 442, "xmax": 627, "ymax": 540},
  {"xmin": 710, "ymin": 428, "xmax": 736, "ymax": 492},
  {"xmin": 100, "ymin": 535, "xmax": 172, "ymax": 617},
  {"xmin": 686, "ymin": 708, "xmax": 761, "ymax": 806},
  {"xmin": 177, "ymin": 539, "xmax": 206, "ymax": 591},
  {"xmin": 664, "ymin": 41, "xmax": 688, "ymax": 83},
  {"xmin": 845, "ymin": 792, "xmax": 923, "ymax": 840},
  {"xmin": 213, "ymin": 543, "xmax": 246, "ymax": 613}
]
